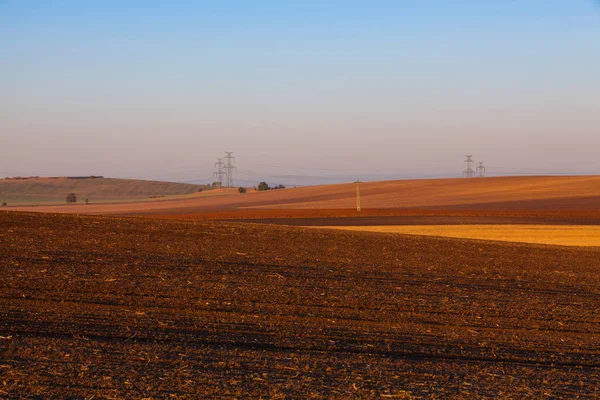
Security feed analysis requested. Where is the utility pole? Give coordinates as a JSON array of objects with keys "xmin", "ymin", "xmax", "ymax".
[
  {"xmin": 476, "ymin": 161, "xmax": 486, "ymax": 178},
  {"xmin": 224, "ymin": 152, "xmax": 236, "ymax": 188},
  {"xmin": 354, "ymin": 181, "xmax": 362, "ymax": 212},
  {"xmin": 463, "ymin": 155, "xmax": 475, "ymax": 178},
  {"xmin": 213, "ymin": 158, "xmax": 225, "ymax": 187}
]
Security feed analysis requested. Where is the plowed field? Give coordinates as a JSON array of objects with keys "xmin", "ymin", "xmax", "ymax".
[
  {"xmin": 1, "ymin": 212, "xmax": 600, "ymax": 398},
  {"xmin": 7, "ymin": 176, "xmax": 600, "ymax": 219}
]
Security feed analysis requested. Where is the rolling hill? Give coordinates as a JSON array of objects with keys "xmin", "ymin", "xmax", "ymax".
[
  {"xmin": 0, "ymin": 177, "xmax": 208, "ymax": 206},
  {"xmin": 5, "ymin": 175, "xmax": 600, "ymax": 217}
]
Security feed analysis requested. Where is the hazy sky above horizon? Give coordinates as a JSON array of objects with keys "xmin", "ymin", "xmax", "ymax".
[{"xmin": 2, "ymin": 1, "xmax": 599, "ymax": 185}]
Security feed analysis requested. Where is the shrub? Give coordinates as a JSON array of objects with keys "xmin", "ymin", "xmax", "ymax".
[
  {"xmin": 66, "ymin": 193, "xmax": 77, "ymax": 204},
  {"xmin": 257, "ymin": 182, "xmax": 270, "ymax": 191},
  {"xmin": 1, "ymin": 202, "xmax": 6, "ymax": 207},
  {"xmin": 238, "ymin": 187, "xmax": 247, "ymax": 194}
]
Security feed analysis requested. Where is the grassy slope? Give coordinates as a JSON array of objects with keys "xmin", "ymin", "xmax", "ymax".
[{"xmin": 0, "ymin": 178, "xmax": 206, "ymax": 205}]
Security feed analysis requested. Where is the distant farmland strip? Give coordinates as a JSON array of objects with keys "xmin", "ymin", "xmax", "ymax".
[{"xmin": 0, "ymin": 177, "xmax": 207, "ymax": 205}]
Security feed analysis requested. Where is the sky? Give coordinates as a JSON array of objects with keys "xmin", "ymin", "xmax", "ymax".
[{"xmin": 1, "ymin": 1, "xmax": 599, "ymax": 185}]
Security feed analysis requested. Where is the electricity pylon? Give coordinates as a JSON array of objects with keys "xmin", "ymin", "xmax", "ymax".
[
  {"xmin": 476, "ymin": 161, "xmax": 486, "ymax": 177},
  {"xmin": 213, "ymin": 158, "xmax": 225, "ymax": 187},
  {"xmin": 463, "ymin": 155, "xmax": 475, "ymax": 178},
  {"xmin": 224, "ymin": 152, "xmax": 236, "ymax": 188}
]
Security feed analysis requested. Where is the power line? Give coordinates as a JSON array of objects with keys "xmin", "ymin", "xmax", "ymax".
[
  {"xmin": 250, "ymin": 163, "xmax": 392, "ymax": 173},
  {"xmin": 236, "ymin": 170, "xmax": 342, "ymax": 181}
]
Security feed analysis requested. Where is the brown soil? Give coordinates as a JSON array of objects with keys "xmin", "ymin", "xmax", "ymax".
[
  {"xmin": 1, "ymin": 211, "xmax": 599, "ymax": 398},
  {"xmin": 7, "ymin": 176, "xmax": 600, "ymax": 218}
]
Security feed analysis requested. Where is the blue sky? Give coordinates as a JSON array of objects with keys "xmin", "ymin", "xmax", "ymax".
[{"xmin": 1, "ymin": 1, "xmax": 599, "ymax": 184}]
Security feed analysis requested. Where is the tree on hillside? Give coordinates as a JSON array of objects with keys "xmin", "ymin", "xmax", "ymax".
[
  {"xmin": 257, "ymin": 182, "xmax": 270, "ymax": 191},
  {"xmin": 66, "ymin": 193, "xmax": 77, "ymax": 204},
  {"xmin": 238, "ymin": 187, "xmax": 247, "ymax": 194},
  {"xmin": 85, "ymin": 198, "xmax": 89, "ymax": 205},
  {"xmin": 1, "ymin": 202, "xmax": 6, "ymax": 207}
]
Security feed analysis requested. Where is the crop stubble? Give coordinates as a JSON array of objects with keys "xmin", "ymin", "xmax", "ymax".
[
  {"xmin": 1, "ymin": 212, "xmax": 599, "ymax": 398},
  {"xmin": 315, "ymin": 225, "xmax": 600, "ymax": 247}
]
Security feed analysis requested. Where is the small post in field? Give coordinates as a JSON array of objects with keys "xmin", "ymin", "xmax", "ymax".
[{"xmin": 354, "ymin": 181, "xmax": 362, "ymax": 212}]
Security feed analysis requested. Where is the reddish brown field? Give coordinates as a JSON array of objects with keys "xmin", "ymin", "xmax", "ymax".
[
  {"xmin": 8, "ymin": 176, "xmax": 600, "ymax": 220},
  {"xmin": 3, "ymin": 176, "xmax": 600, "ymax": 397},
  {"xmin": 1, "ymin": 211, "xmax": 600, "ymax": 398}
]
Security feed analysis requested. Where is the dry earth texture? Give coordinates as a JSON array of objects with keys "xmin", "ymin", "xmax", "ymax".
[
  {"xmin": 6, "ymin": 176, "xmax": 600, "ymax": 218},
  {"xmin": 0, "ymin": 177, "xmax": 206, "ymax": 206},
  {"xmin": 318, "ymin": 225, "xmax": 600, "ymax": 247},
  {"xmin": 1, "ymin": 212, "xmax": 600, "ymax": 398}
]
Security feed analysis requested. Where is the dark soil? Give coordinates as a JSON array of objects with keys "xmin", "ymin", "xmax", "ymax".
[{"xmin": 1, "ymin": 211, "xmax": 599, "ymax": 398}]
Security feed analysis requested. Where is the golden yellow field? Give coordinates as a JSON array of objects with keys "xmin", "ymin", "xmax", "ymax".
[{"xmin": 319, "ymin": 225, "xmax": 600, "ymax": 247}]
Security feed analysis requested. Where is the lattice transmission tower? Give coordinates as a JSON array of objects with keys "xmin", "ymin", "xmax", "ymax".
[
  {"xmin": 213, "ymin": 158, "xmax": 225, "ymax": 187},
  {"xmin": 476, "ymin": 161, "xmax": 486, "ymax": 178},
  {"xmin": 224, "ymin": 152, "xmax": 236, "ymax": 188},
  {"xmin": 463, "ymin": 155, "xmax": 475, "ymax": 178}
]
